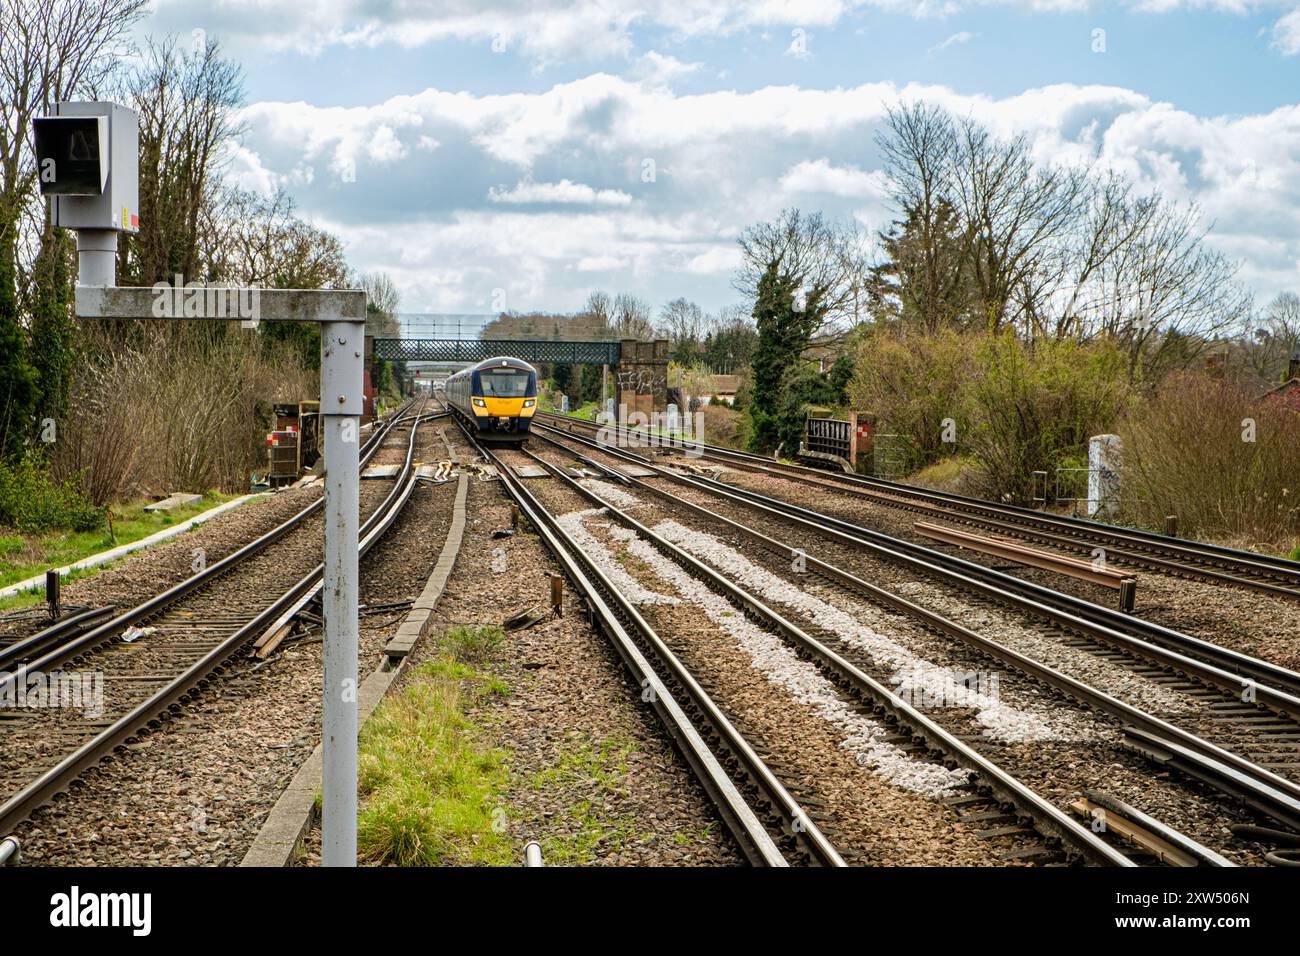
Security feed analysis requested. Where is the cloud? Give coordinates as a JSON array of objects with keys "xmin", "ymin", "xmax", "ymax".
[
  {"xmin": 231, "ymin": 75, "xmax": 1300, "ymax": 312},
  {"xmin": 487, "ymin": 179, "xmax": 634, "ymax": 205},
  {"xmin": 144, "ymin": 0, "xmax": 1300, "ymax": 68},
  {"xmin": 627, "ymin": 50, "xmax": 702, "ymax": 86},
  {"xmin": 927, "ymin": 31, "xmax": 977, "ymax": 55},
  {"xmin": 1272, "ymin": 8, "xmax": 1300, "ymax": 55},
  {"xmin": 780, "ymin": 159, "xmax": 891, "ymax": 197}
]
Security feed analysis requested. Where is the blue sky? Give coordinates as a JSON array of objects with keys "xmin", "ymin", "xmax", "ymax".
[{"xmin": 135, "ymin": 1, "xmax": 1300, "ymax": 317}]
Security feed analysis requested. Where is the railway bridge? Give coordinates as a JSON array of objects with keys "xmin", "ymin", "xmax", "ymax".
[{"xmin": 370, "ymin": 336, "xmax": 671, "ymax": 413}]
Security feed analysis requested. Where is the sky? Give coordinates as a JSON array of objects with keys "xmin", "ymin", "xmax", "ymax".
[{"xmin": 131, "ymin": 1, "xmax": 1300, "ymax": 319}]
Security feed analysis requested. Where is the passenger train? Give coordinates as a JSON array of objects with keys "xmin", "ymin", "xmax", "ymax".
[{"xmin": 443, "ymin": 356, "xmax": 539, "ymax": 446}]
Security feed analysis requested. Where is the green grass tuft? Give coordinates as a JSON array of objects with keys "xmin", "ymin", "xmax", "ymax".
[
  {"xmin": 440, "ymin": 624, "xmax": 505, "ymax": 664},
  {"xmin": 356, "ymin": 628, "xmax": 514, "ymax": 866}
]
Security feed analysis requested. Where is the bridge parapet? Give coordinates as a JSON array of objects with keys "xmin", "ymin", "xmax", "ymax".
[{"xmin": 372, "ymin": 338, "xmax": 620, "ymax": 365}]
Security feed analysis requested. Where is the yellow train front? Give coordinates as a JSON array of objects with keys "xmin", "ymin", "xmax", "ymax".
[{"xmin": 443, "ymin": 356, "xmax": 539, "ymax": 446}]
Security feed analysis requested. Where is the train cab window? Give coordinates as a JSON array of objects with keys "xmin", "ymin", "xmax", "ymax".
[{"xmin": 479, "ymin": 369, "xmax": 530, "ymax": 397}]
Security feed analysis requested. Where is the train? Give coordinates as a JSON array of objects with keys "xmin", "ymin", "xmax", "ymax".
[{"xmin": 443, "ymin": 356, "xmax": 539, "ymax": 446}]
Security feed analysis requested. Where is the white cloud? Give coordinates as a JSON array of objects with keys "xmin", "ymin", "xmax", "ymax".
[
  {"xmin": 231, "ymin": 75, "xmax": 1300, "ymax": 312},
  {"xmin": 628, "ymin": 50, "xmax": 702, "ymax": 85},
  {"xmin": 927, "ymin": 31, "xmax": 977, "ymax": 55},
  {"xmin": 780, "ymin": 159, "xmax": 890, "ymax": 198},
  {"xmin": 1272, "ymin": 8, "xmax": 1300, "ymax": 54},
  {"xmin": 488, "ymin": 179, "xmax": 634, "ymax": 205},
  {"xmin": 144, "ymin": 0, "xmax": 1300, "ymax": 67}
]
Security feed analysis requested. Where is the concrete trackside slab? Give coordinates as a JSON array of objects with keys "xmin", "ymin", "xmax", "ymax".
[{"xmin": 239, "ymin": 471, "xmax": 470, "ymax": 867}]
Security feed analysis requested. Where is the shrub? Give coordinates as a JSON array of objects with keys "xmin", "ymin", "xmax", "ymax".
[
  {"xmin": 1120, "ymin": 373, "xmax": 1300, "ymax": 545},
  {"xmin": 769, "ymin": 363, "xmax": 842, "ymax": 456},
  {"xmin": 962, "ymin": 334, "xmax": 1132, "ymax": 503},
  {"xmin": 701, "ymin": 402, "xmax": 750, "ymax": 449},
  {"xmin": 53, "ymin": 323, "xmax": 317, "ymax": 502},
  {"xmin": 0, "ymin": 459, "xmax": 103, "ymax": 533},
  {"xmin": 847, "ymin": 328, "xmax": 975, "ymax": 466}
]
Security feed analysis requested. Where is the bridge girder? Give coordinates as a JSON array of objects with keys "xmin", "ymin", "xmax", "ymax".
[{"xmin": 372, "ymin": 339, "xmax": 620, "ymax": 365}]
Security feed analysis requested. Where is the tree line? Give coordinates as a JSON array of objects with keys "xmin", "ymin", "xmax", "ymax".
[
  {"xmin": 729, "ymin": 103, "xmax": 1298, "ymax": 543},
  {"xmin": 0, "ymin": 2, "xmax": 399, "ymax": 526}
]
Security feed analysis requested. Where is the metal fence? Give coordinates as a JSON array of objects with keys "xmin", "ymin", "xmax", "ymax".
[
  {"xmin": 873, "ymin": 433, "xmax": 915, "ymax": 479},
  {"xmin": 802, "ymin": 416, "xmax": 851, "ymax": 463}
]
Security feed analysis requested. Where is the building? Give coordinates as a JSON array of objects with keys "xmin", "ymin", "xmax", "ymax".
[
  {"xmin": 707, "ymin": 374, "xmax": 741, "ymax": 405},
  {"xmin": 1262, "ymin": 351, "xmax": 1300, "ymax": 412}
]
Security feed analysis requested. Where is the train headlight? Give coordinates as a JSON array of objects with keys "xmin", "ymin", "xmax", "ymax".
[
  {"xmin": 523, "ymin": 399, "xmax": 535, "ymax": 408},
  {"xmin": 472, "ymin": 398, "xmax": 486, "ymax": 407}
]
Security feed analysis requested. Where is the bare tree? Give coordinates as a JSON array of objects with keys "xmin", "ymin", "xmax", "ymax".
[
  {"xmin": 871, "ymin": 102, "xmax": 1251, "ymax": 380},
  {"xmin": 658, "ymin": 297, "xmax": 704, "ymax": 345},
  {"xmin": 874, "ymin": 103, "xmax": 968, "ymax": 333},
  {"xmin": 948, "ymin": 115, "xmax": 1092, "ymax": 334},
  {"xmin": 0, "ymin": 0, "xmax": 146, "ymax": 456},
  {"xmin": 0, "ymin": 0, "xmax": 146, "ymax": 214},
  {"xmin": 734, "ymin": 208, "xmax": 861, "ymax": 334},
  {"xmin": 118, "ymin": 34, "xmax": 245, "ymax": 285},
  {"xmin": 583, "ymin": 289, "xmax": 612, "ymax": 330},
  {"xmin": 1071, "ymin": 195, "xmax": 1249, "ymax": 379},
  {"xmin": 1234, "ymin": 292, "xmax": 1300, "ymax": 388},
  {"xmin": 358, "ymin": 270, "xmax": 401, "ymax": 337},
  {"xmin": 359, "ymin": 270, "xmax": 400, "ymax": 313},
  {"xmin": 611, "ymin": 292, "xmax": 654, "ymax": 339}
]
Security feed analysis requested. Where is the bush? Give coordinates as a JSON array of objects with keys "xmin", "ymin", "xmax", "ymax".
[
  {"xmin": 701, "ymin": 403, "xmax": 750, "ymax": 449},
  {"xmin": 847, "ymin": 328, "xmax": 975, "ymax": 466},
  {"xmin": 1120, "ymin": 373, "xmax": 1300, "ymax": 545},
  {"xmin": 962, "ymin": 334, "xmax": 1131, "ymax": 503},
  {"xmin": 0, "ymin": 459, "xmax": 103, "ymax": 533},
  {"xmin": 769, "ymin": 364, "xmax": 842, "ymax": 456},
  {"xmin": 53, "ymin": 323, "xmax": 317, "ymax": 502}
]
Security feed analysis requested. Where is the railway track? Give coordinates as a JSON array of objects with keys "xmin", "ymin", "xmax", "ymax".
[
  {"xmin": 0, "ymin": 402, "xmax": 432, "ymax": 838},
  {"xmin": 524, "ymin": 422, "xmax": 1300, "ymax": 862},
  {"xmin": 458, "ymin": 420, "xmax": 1221, "ymax": 866},
  {"xmin": 456, "ymin": 423, "xmax": 843, "ymax": 866},
  {"xmin": 538, "ymin": 417, "xmax": 1300, "ymax": 699},
  {"xmin": 538, "ymin": 412, "xmax": 1300, "ymax": 600}
]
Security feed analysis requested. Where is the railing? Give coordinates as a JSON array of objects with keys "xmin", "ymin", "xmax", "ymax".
[
  {"xmin": 802, "ymin": 417, "xmax": 851, "ymax": 462},
  {"xmin": 373, "ymin": 339, "xmax": 621, "ymax": 365},
  {"xmin": 800, "ymin": 412, "xmax": 875, "ymax": 472}
]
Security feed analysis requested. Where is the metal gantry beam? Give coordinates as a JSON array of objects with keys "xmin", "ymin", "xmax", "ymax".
[{"xmin": 373, "ymin": 338, "xmax": 621, "ymax": 365}]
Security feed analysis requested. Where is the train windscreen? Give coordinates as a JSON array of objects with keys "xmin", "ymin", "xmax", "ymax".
[{"xmin": 479, "ymin": 369, "xmax": 530, "ymax": 397}]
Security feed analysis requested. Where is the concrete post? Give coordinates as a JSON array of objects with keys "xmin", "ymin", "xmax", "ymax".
[
  {"xmin": 320, "ymin": 319, "xmax": 365, "ymax": 867},
  {"xmin": 1088, "ymin": 434, "xmax": 1122, "ymax": 518}
]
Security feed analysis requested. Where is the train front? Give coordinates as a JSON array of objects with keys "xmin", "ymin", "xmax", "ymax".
[{"xmin": 468, "ymin": 357, "xmax": 538, "ymax": 444}]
